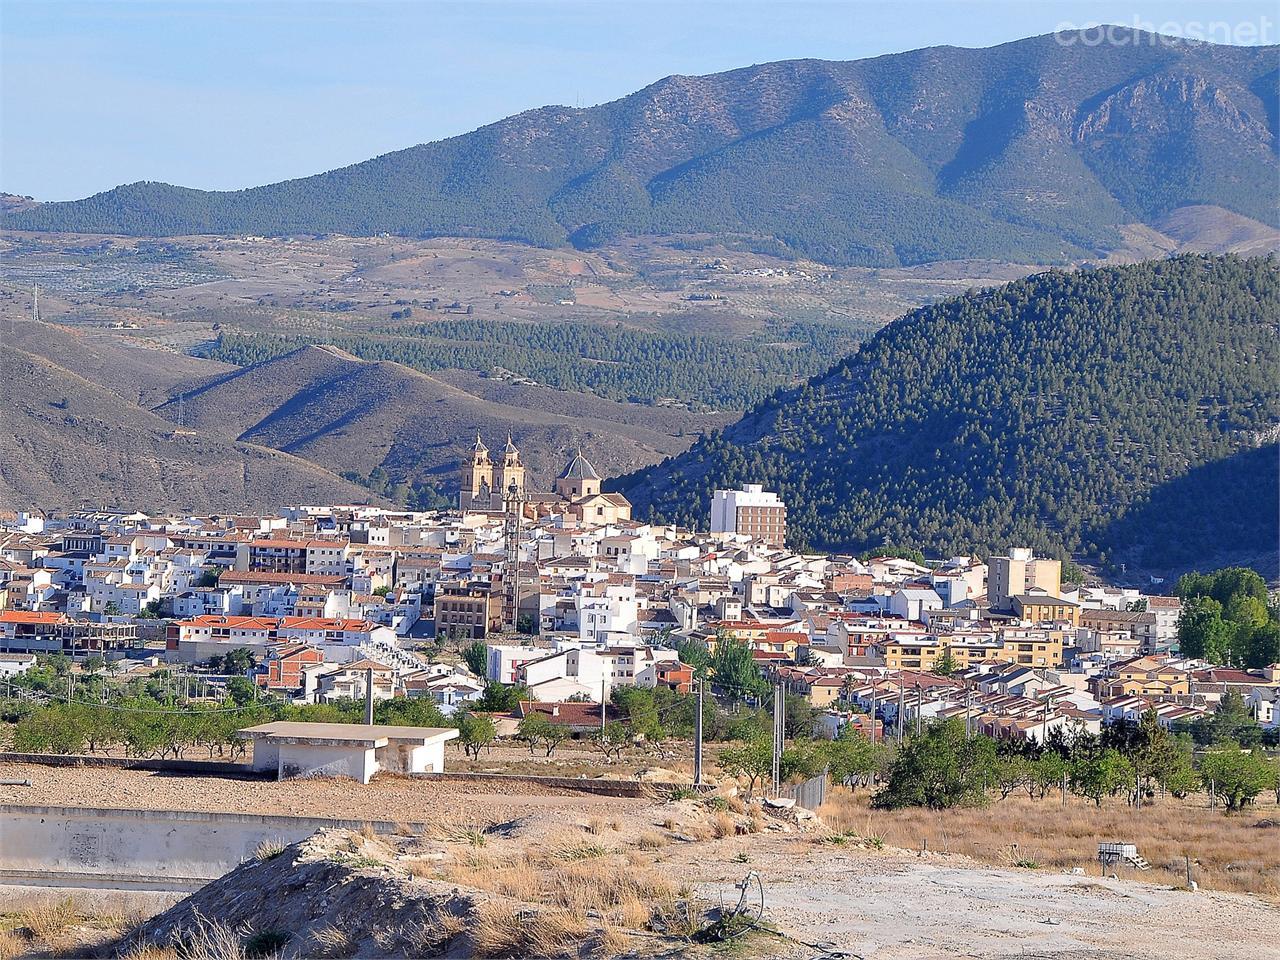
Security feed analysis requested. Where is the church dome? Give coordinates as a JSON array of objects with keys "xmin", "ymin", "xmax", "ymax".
[{"xmin": 560, "ymin": 447, "xmax": 600, "ymax": 481}]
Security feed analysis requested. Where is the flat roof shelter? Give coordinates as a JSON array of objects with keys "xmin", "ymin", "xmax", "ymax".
[{"xmin": 238, "ymin": 721, "xmax": 459, "ymax": 784}]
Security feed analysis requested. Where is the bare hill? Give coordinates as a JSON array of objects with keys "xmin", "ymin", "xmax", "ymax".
[
  {"xmin": 0, "ymin": 345, "xmax": 370, "ymax": 513},
  {"xmin": 158, "ymin": 345, "xmax": 714, "ymax": 491}
]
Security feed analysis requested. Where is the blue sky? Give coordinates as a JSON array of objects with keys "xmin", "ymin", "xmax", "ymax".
[{"xmin": 2, "ymin": 0, "xmax": 1275, "ymax": 200}]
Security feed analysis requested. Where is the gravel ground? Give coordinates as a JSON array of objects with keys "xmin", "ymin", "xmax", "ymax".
[
  {"xmin": 669, "ymin": 834, "xmax": 1280, "ymax": 960},
  {"xmin": 0, "ymin": 761, "xmax": 643, "ymax": 826}
]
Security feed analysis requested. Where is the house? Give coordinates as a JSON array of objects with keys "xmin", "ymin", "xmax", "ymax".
[
  {"xmin": 515, "ymin": 700, "xmax": 607, "ymax": 736},
  {"xmin": 0, "ymin": 652, "xmax": 37, "ymax": 678},
  {"xmin": 238, "ymin": 721, "xmax": 458, "ymax": 783},
  {"xmin": 255, "ymin": 644, "xmax": 325, "ymax": 693},
  {"xmin": 1095, "ymin": 656, "xmax": 1191, "ymax": 699}
]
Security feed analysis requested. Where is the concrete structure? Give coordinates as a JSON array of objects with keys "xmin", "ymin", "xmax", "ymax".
[
  {"xmin": 238, "ymin": 721, "xmax": 458, "ymax": 784},
  {"xmin": 710, "ymin": 483, "xmax": 787, "ymax": 547},
  {"xmin": 987, "ymin": 548, "xmax": 1061, "ymax": 611},
  {"xmin": 0, "ymin": 804, "xmax": 427, "ymax": 891}
]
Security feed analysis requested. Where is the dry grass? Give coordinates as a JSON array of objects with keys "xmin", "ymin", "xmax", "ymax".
[
  {"xmin": 470, "ymin": 901, "xmax": 586, "ymax": 958},
  {"xmin": 710, "ymin": 811, "xmax": 737, "ymax": 839},
  {"xmin": 818, "ymin": 788, "xmax": 1280, "ymax": 899},
  {"xmin": 306, "ymin": 924, "xmax": 352, "ymax": 958},
  {"xmin": 593, "ymin": 923, "xmax": 632, "ymax": 957},
  {"xmin": 635, "ymin": 831, "xmax": 669, "ymax": 850},
  {"xmin": 253, "ymin": 838, "xmax": 287, "ymax": 862},
  {"xmin": 0, "ymin": 930, "xmax": 26, "ymax": 960},
  {"xmin": 21, "ymin": 897, "xmax": 79, "ymax": 940},
  {"xmin": 118, "ymin": 945, "xmax": 180, "ymax": 960},
  {"xmin": 357, "ymin": 822, "xmax": 377, "ymax": 841}
]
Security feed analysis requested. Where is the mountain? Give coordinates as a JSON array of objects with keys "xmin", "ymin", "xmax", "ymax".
[
  {"xmin": 613, "ymin": 255, "xmax": 1280, "ymax": 578},
  {"xmin": 0, "ymin": 338, "xmax": 371, "ymax": 514},
  {"xmin": 153, "ymin": 344, "xmax": 723, "ymax": 504},
  {"xmin": 7, "ymin": 31, "xmax": 1277, "ymax": 267}
]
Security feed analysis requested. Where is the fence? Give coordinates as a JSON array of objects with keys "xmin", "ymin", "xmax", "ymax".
[{"xmin": 778, "ymin": 770, "xmax": 828, "ymax": 811}]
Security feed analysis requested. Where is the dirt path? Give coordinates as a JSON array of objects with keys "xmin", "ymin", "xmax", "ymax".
[{"xmin": 671, "ymin": 835, "xmax": 1280, "ymax": 959}]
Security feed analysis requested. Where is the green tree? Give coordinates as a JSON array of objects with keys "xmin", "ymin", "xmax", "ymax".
[
  {"xmin": 822, "ymin": 726, "xmax": 882, "ymax": 787},
  {"xmin": 717, "ymin": 737, "xmax": 772, "ymax": 796},
  {"xmin": 461, "ymin": 641, "xmax": 488, "ymax": 677},
  {"xmin": 1069, "ymin": 749, "xmax": 1131, "ymax": 807},
  {"xmin": 455, "ymin": 713, "xmax": 497, "ymax": 760},
  {"xmin": 710, "ymin": 634, "xmax": 767, "ymax": 701},
  {"xmin": 515, "ymin": 712, "xmax": 568, "ymax": 756},
  {"xmin": 933, "ymin": 649, "xmax": 957, "ymax": 677},
  {"xmin": 226, "ymin": 676, "xmax": 257, "ymax": 706},
  {"xmin": 474, "ymin": 681, "xmax": 528, "ymax": 713},
  {"xmin": 222, "ymin": 648, "xmax": 256, "ymax": 676},
  {"xmin": 675, "ymin": 638, "xmax": 712, "ymax": 677},
  {"xmin": 1199, "ymin": 745, "xmax": 1276, "ymax": 812},
  {"xmin": 872, "ymin": 721, "xmax": 997, "ymax": 810},
  {"xmin": 592, "ymin": 720, "xmax": 630, "ymax": 761},
  {"xmin": 82, "ymin": 654, "xmax": 105, "ymax": 677}
]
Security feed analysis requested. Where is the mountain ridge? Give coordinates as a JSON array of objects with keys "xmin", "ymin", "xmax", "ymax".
[
  {"xmin": 8, "ymin": 30, "xmax": 1277, "ymax": 267},
  {"xmin": 613, "ymin": 254, "xmax": 1280, "ymax": 578}
]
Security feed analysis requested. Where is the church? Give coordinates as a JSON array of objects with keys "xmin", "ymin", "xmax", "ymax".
[{"xmin": 459, "ymin": 435, "xmax": 632, "ymax": 526}]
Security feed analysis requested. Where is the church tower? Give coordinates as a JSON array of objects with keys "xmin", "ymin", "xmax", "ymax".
[
  {"xmin": 461, "ymin": 434, "xmax": 493, "ymax": 510},
  {"xmin": 495, "ymin": 433, "xmax": 525, "ymax": 499}
]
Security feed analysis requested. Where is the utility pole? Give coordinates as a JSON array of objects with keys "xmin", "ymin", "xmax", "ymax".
[
  {"xmin": 869, "ymin": 683, "xmax": 876, "ymax": 744},
  {"xmin": 965, "ymin": 687, "xmax": 973, "ymax": 739},
  {"xmin": 600, "ymin": 676, "xmax": 607, "ymax": 733},
  {"xmin": 693, "ymin": 677, "xmax": 704, "ymax": 787},
  {"xmin": 915, "ymin": 682, "xmax": 922, "ymax": 736},
  {"xmin": 896, "ymin": 679, "xmax": 904, "ymax": 745},
  {"xmin": 771, "ymin": 680, "xmax": 785, "ymax": 798},
  {"xmin": 364, "ymin": 667, "xmax": 375, "ymax": 724}
]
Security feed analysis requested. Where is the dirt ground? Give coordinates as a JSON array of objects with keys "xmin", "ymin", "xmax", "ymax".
[
  {"xmin": 4, "ymin": 760, "xmax": 1278, "ymax": 959},
  {"xmin": 0, "ymin": 761, "xmax": 642, "ymax": 827}
]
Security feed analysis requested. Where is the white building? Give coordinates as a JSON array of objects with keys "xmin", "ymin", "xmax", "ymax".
[{"xmin": 710, "ymin": 484, "xmax": 787, "ymax": 547}]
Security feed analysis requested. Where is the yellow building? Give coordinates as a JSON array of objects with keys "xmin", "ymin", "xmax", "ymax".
[
  {"xmin": 988, "ymin": 548, "xmax": 1061, "ymax": 611},
  {"xmin": 1011, "ymin": 594, "xmax": 1080, "ymax": 626},
  {"xmin": 1098, "ymin": 656, "xmax": 1190, "ymax": 698}
]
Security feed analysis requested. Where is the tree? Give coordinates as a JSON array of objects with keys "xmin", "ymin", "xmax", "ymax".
[
  {"xmin": 1069, "ymin": 749, "xmax": 1131, "ymax": 807},
  {"xmin": 872, "ymin": 720, "xmax": 997, "ymax": 810},
  {"xmin": 1199, "ymin": 745, "xmax": 1276, "ymax": 812},
  {"xmin": 993, "ymin": 754, "xmax": 1033, "ymax": 800},
  {"xmin": 675, "ymin": 638, "xmax": 711, "ymax": 677},
  {"xmin": 456, "ymin": 713, "xmax": 497, "ymax": 760},
  {"xmin": 611, "ymin": 687, "xmax": 664, "ymax": 742},
  {"xmin": 717, "ymin": 737, "xmax": 772, "ymax": 796},
  {"xmin": 710, "ymin": 634, "xmax": 767, "ymax": 701},
  {"xmin": 226, "ymin": 676, "xmax": 257, "ymax": 706},
  {"xmin": 822, "ymin": 726, "xmax": 882, "ymax": 788},
  {"xmin": 461, "ymin": 641, "xmax": 488, "ymax": 678},
  {"xmin": 1177, "ymin": 597, "xmax": 1234, "ymax": 664},
  {"xmin": 516, "ymin": 712, "xmax": 553, "ymax": 754},
  {"xmin": 82, "ymin": 654, "xmax": 105, "ymax": 677},
  {"xmin": 474, "ymin": 681, "xmax": 528, "ymax": 713},
  {"xmin": 933, "ymin": 649, "xmax": 957, "ymax": 677},
  {"xmin": 374, "ymin": 697, "xmax": 447, "ymax": 728},
  {"xmin": 222, "ymin": 648, "xmax": 255, "ymax": 676},
  {"xmin": 1204, "ymin": 691, "xmax": 1260, "ymax": 747},
  {"xmin": 592, "ymin": 720, "xmax": 630, "ymax": 761}
]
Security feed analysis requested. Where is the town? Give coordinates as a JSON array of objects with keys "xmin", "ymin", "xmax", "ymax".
[{"xmin": 1, "ymin": 437, "xmax": 1275, "ymax": 751}]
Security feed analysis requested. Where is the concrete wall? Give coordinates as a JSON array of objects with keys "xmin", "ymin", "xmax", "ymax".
[
  {"xmin": 0, "ymin": 805, "xmax": 428, "ymax": 890},
  {"xmin": 378, "ymin": 740, "xmax": 446, "ymax": 775},
  {"xmin": 278, "ymin": 742, "xmax": 378, "ymax": 783}
]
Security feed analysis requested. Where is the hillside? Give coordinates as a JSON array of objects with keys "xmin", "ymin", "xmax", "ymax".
[
  {"xmin": 0, "ymin": 343, "xmax": 371, "ymax": 514},
  {"xmin": 7, "ymin": 31, "xmax": 1277, "ymax": 267},
  {"xmin": 615, "ymin": 255, "xmax": 1280, "ymax": 578},
  {"xmin": 155, "ymin": 344, "xmax": 723, "ymax": 503}
]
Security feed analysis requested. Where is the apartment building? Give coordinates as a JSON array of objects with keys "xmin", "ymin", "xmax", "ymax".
[{"xmin": 710, "ymin": 484, "xmax": 787, "ymax": 548}]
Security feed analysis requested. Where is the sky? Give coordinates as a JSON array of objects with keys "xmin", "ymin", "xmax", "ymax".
[{"xmin": 2, "ymin": 0, "xmax": 1275, "ymax": 200}]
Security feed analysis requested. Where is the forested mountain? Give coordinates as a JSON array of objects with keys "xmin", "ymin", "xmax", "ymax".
[
  {"xmin": 613, "ymin": 256, "xmax": 1280, "ymax": 578},
  {"xmin": 7, "ymin": 31, "xmax": 1277, "ymax": 267}
]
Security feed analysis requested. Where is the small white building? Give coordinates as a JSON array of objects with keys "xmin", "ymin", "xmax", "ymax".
[{"xmin": 238, "ymin": 721, "xmax": 459, "ymax": 784}]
